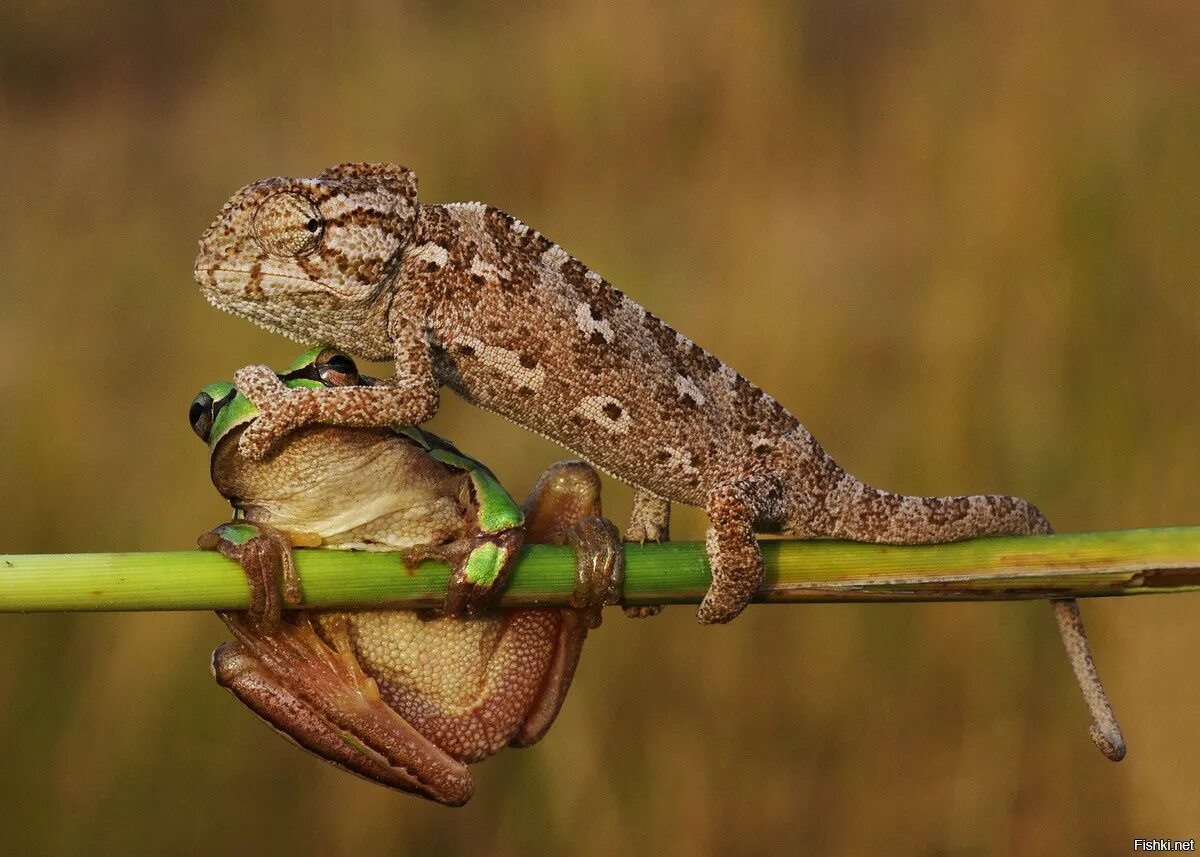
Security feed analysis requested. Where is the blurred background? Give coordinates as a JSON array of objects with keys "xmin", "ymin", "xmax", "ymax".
[{"xmin": 1, "ymin": 1, "xmax": 1197, "ymax": 854}]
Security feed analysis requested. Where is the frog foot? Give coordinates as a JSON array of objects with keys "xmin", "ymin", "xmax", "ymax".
[
  {"xmin": 555, "ymin": 516, "xmax": 624, "ymax": 630},
  {"xmin": 402, "ymin": 527, "xmax": 526, "ymax": 619},
  {"xmin": 198, "ymin": 522, "xmax": 303, "ymax": 634},
  {"xmin": 213, "ymin": 611, "xmax": 474, "ymax": 804}
]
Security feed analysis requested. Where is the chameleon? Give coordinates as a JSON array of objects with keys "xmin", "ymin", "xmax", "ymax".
[
  {"xmin": 194, "ymin": 162, "xmax": 1124, "ymax": 759},
  {"xmin": 191, "ymin": 346, "xmax": 623, "ymax": 803}
]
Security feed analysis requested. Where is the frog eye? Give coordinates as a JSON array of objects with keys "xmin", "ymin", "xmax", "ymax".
[
  {"xmin": 189, "ymin": 392, "xmax": 216, "ymax": 441},
  {"xmin": 252, "ymin": 191, "xmax": 324, "ymax": 257},
  {"xmin": 314, "ymin": 350, "xmax": 361, "ymax": 387}
]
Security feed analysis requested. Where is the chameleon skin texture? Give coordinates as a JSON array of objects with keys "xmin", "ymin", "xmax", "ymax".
[{"xmin": 196, "ymin": 163, "xmax": 1052, "ymax": 623}]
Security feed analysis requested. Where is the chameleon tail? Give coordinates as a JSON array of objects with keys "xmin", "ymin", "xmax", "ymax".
[
  {"xmin": 821, "ymin": 473, "xmax": 1053, "ymax": 544},
  {"xmin": 783, "ymin": 438, "xmax": 1125, "ymax": 760}
]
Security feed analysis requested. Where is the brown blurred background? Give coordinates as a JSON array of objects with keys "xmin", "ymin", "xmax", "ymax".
[{"xmin": 1, "ymin": 1, "xmax": 1197, "ymax": 854}]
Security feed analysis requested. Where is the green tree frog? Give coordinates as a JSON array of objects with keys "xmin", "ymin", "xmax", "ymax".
[{"xmin": 189, "ymin": 346, "xmax": 622, "ymax": 804}]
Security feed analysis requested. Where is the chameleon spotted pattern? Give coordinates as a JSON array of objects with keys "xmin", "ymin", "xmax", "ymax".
[{"xmin": 195, "ymin": 163, "xmax": 1123, "ymax": 757}]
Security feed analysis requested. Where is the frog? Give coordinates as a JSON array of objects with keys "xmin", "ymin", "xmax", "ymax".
[{"xmin": 189, "ymin": 346, "xmax": 623, "ymax": 804}]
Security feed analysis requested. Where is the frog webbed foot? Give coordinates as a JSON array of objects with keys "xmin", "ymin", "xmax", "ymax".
[
  {"xmin": 198, "ymin": 522, "xmax": 302, "ymax": 633},
  {"xmin": 213, "ymin": 612, "xmax": 474, "ymax": 805},
  {"xmin": 522, "ymin": 461, "xmax": 625, "ymax": 629},
  {"xmin": 403, "ymin": 527, "xmax": 525, "ymax": 619},
  {"xmin": 554, "ymin": 515, "xmax": 624, "ymax": 629}
]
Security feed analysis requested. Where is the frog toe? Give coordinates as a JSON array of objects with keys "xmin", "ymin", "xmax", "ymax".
[{"xmin": 561, "ymin": 516, "xmax": 624, "ymax": 629}]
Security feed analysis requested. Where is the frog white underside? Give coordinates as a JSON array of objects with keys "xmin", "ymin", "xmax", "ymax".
[{"xmin": 241, "ymin": 493, "xmax": 465, "ymax": 551}]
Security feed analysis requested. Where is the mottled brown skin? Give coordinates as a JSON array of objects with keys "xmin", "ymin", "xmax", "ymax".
[
  {"xmin": 195, "ymin": 163, "xmax": 1123, "ymax": 758},
  {"xmin": 203, "ymin": 415, "xmax": 620, "ymax": 803}
]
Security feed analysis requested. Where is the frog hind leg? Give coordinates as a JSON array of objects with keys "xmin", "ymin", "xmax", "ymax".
[
  {"xmin": 509, "ymin": 609, "xmax": 588, "ymax": 747},
  {"xmin": 505, "ymin": 462, "xmax": 624, "ymax": 747},
  {"xmin": 522, "ymin": 461, "xmax": 625, "ymax": 629},
  {"xmin": 213, "ymin": 611, "xmax": 474, "ymax": 805}
]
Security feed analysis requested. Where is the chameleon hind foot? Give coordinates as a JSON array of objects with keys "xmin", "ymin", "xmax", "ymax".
[{"xmin": 623, "ymin": 488, "xmax": 668, "ymax": 619}]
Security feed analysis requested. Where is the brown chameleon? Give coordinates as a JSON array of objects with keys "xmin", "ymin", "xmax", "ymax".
[{"xmin": 194, "ymin": 163, "xmax": 1124, "ymax": 759}]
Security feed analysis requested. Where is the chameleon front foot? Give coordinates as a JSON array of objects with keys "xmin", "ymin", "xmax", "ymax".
[{"xmin": 198, "ymin": 522, "xmax": 302, "ymax": 634}]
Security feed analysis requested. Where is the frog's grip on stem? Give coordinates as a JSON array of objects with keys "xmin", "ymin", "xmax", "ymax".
[
  {"xmin": 1050, "ymin": 598, "xmax": 1126, "ymax": 761},
  {"xmin": 403, "ymin": 526, "xmax": 526, "ymax": 619},
  {"xmin": 561, "ymin": 516, "xmax": 625, "ymax": 629},
  {"xmin": 197, "ymin": 523, "xmax": 302, "ymax": 634}
]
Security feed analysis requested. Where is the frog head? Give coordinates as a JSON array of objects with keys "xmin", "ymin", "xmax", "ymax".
[{"xmin": 188, "ymin": 346, "xmax": 360, "ymax": 451}]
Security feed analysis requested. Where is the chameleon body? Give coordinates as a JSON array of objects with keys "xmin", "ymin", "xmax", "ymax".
[
  {"xmin": 195, "ymin": 163, "xmax": 1056, "ymax": 624},
  {"xmin": 194, "ymin": 163, "xmax": 1122, "ymax": 759}
]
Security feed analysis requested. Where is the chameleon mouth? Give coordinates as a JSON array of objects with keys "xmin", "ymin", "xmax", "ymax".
[
  {"xmin": 199, "ymin": 288, "xmax": 311, "ymax": 345},
  {"xmin": 195, "ymin": 264, "xmax": 377, "ymax": 301},
  {"xmin": 195, "ymin": 265, "xmax": 315, "ymax": 285}
]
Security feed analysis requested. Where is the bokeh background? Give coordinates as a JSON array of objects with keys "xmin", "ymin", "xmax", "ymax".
[{"xmin": 1, "ymin": 2, "xmax": 1197, "ymax": 854}]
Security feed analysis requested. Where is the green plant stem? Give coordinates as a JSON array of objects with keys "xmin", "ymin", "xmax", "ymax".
[{"xmin": 2, "ymin": 527, "xmax": 1199, "ymax": 612}]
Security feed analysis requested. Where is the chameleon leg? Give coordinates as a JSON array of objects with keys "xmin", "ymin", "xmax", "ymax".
[
  {"xmin": 627, "ymin": 489, "xmax": 670, "ymax": 543},
  {"xmin": 623, "ymin": 489, "xmax": 669, "ymax": 618},
  {"xmin": 1049, "ymin": 599, "xmax": 1126, "ymax": 761},
  {"xmin": 233, "ymin": 361, "xmax": 439, "ymax": 461},
  {"xmin": 698, "ymin": 474, "xmax": 790, "ymax": 625},
  {"xmin": 214, "ymin": 611, "xmax": 475, "ymax": 805}
]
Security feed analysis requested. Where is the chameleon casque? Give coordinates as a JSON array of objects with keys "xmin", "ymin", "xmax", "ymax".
[{"xmin": 195, "ymin": 162, "xmax": 1124, "ymax": 759}]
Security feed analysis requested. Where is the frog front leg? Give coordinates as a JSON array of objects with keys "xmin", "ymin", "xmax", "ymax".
[
  {"xmin": 213, "ymin": 611, "xmax": 474, "ymax": 805},
  {"xmin": 402, "ymin": 526, "xmax": 526, "ymax": 618},
  {"xmin": 234, "ymin": 325, "xmax": 439, "ymax": 460},
  {"xmin": 400, "ymin": 438, "xmax": 530, "ymax": 617},
  {"xmin": 198, "ymin": 522, "xmax": 305, "ymax": 634}
]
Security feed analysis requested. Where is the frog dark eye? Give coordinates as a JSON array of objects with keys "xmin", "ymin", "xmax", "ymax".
[
  {"xmin": 252, "ymin": 191, "xmax": 324, "ymax": 257},
  {"xmin": 189, "ymin": 392, "xmax": 215, "ymax": 441},
  {"xmin": 315, "ymin": 351, "xmax": 361, "ymax": 387}
]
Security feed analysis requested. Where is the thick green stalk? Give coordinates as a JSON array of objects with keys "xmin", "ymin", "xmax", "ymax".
[{"xmin": 2, "ymin": 527, "xmax": 1198, "ymax": 612}]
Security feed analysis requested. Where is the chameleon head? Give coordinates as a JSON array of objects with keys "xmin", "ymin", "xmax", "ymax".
[{"xmin": 194, "ymin": 163, "xmax": 420, "ymax": 355}]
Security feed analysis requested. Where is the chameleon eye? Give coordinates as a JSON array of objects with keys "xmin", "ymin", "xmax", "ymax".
[
  {"xmin": 189, "ymin": 392, "xmax": 216, "ymax": 441},
  {"xmin": 252, "ymin": 191, "xmax": 324, "ymax": 257},
  {"xmin": 315, "ymin": 349, "xmax": 361, "ymax": 387}
]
